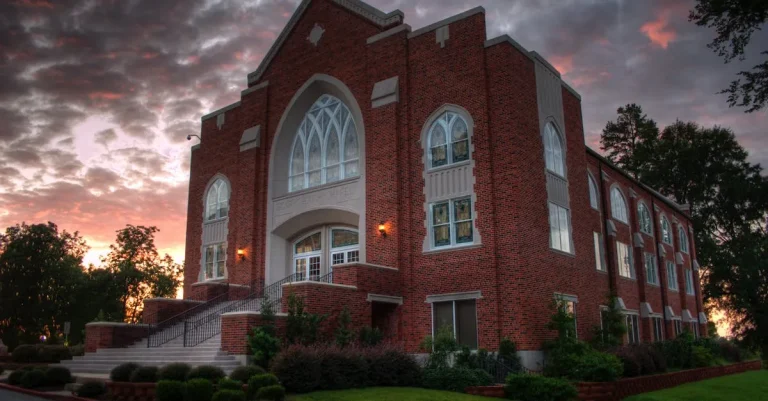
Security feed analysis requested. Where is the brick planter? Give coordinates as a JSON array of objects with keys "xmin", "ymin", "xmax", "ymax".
[
  {"xmin": 466, "ymin": 360, "xmax": 763, "ymax": 400},
  {"xmin": 84, "ymin": 322, "xmax": 149, "ymax": 352},
  {"xmin": 107, "ymin": 382, "xmax": 156, "ymax": 401},
  {"xmin": 142, "ymin": 298, "xmax": 203, "ymax": 324}
]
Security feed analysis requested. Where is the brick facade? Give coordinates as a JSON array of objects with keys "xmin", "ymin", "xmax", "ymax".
[
  {"xmin": 176, "ymin": 0, "xmax": 704, "ymax": 360},
  {"xmin": 84, "ymin": 323, "xmax": 148, "ymax": 353}
]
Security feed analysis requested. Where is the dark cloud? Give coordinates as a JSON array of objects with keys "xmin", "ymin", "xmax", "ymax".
[{"xmin": 94, "ymin": 129, "xmax": 118, "ymax": 148}]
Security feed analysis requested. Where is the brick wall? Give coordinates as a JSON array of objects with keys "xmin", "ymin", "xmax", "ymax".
[
  {"xmin": 220, "ymin": 312, "xmax": 288, "ymax": 355},
  {"xmin": 84, "ymin": 323, "xmax": 148, "ymax": 352},
  {"xmin": 142, "ymin": 298, "xmax": 203, "ymax": 324}
]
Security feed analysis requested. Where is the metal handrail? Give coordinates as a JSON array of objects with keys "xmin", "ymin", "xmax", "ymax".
[{"xmin": 146, "ymin": 285, "xmax": 231, "ymax": 348}]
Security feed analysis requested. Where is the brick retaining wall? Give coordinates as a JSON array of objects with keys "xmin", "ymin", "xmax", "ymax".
[
  {"xmin": 84, "ymin": 322, "xmax": 149, "ymax": 352},
  {"xmin": 142, "ymin": 298, "xmax": 203, "ymax": 324},
  {"xmin": 220, "ymin": 312, "xmax": 287, "ymax": 355}
]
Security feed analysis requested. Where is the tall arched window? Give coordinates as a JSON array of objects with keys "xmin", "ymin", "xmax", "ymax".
[
  {"xmin": 206, "ymin": 179, "xmax": 230, "ymax": 221},
  {"xmin": 289, "ymin": 95, "xmax": 359, "ymax": 192},
  {"xmin": 661, "ymin": 216, "xmax": 672, "ymax": 244},
  {"xmin": 678, "ymin": 226, "xmax": 689, "ymax": 253},
  {"xmin": 637, "ymin": 203, "xmax": 652, "ymax": 235},
  {"xmin": 610, "ymin": 187, "xmax": 628, "ymax": 224},
  {"xmin": 544, "ymin": 123, "xmax": 565, "ymax": 176},
  {"xmin": 588, "ymin": 174, "xmax": 599, "ymax": 210},
  {"xmin": 427, "ymin": 111, "xmax": 470, "ymax": 168}
]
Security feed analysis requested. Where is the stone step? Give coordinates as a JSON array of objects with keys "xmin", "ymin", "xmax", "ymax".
[
  {"xmin": 61, "ymin": 362, "xmax": 240, "ymax": 374},
  {"xmin": 62, "ymin": 359, "xmax": 240, "ymax": 367},
  {"xmin": 73, "ymin": 354, "xmax": 232, "ymax": 361}
]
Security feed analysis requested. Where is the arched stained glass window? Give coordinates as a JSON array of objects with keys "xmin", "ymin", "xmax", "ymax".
[
  {"xmin": 638, "ymin": 203, "xmax": 653, "ymax": 234},
  {"xmin": 588, "ymin": 174, "xmax": 599, "ymax": 210},
  {"xmin": 427, "ymin": 111, "xmax": 470, "ymax": 168},
  {"xmin": 289, "ymin": 95, "xmax": 359, "ymax": 192},
  {"xmin": 544, "ymin": 123, "xmax": 565, "ymax": 177},
  {"xmin": 611, "ymin": 187, "xmax": 628, "ymax": 224},
  {"xmin": 661, "ymin": 216, "xmax": 672, "ymax": 244},
  {"xmin": 678, "ymin": 226, "xmax": 689, "ymax": 253},
  {"xmin": 205, "ymin": 179, "xmax": 229, "ymax": 221}
]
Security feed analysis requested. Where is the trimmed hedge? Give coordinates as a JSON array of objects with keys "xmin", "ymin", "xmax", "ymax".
[
  {"xmin": 271, "ymin": 344, "xmax": 421, "ymax": 393},
  {"xmin": 8, "ymin": 370, "xmax": 26, "ymax": 385},
  {"xmin": 77, "ymin": 381, "xmax": 107, "ymax": 398},
  {"xmin": 110, "ymin": 362, "xmax": 140, "ymax": 382},
  {"xmin": 11, "ymin": 345, "xmax": 38, "ymax": 363},
  {"xmin": 20, "ymin": 369, "xmax": 46, "ymax": 389},
  {"xmin": 217, "ymin": 378, "xmax": 242, "ymax": 391},
  {"xmin": 159, "ymin": 363, "xmax": 192, "ymax": 382},
  {"xmin": 184, "ymin": 378, "xmax": 215, "ymax": 401},
  {"xmin": 228, "ymin": 365, "xmax": 265, "ymax": 383},
  {"xmin": 247, "ymin": 374, "xmax": 280, "ymax": 400},
  {"xmin": 156, "ymin": 380, "xmax": 185, "ymax": 401},
  {"xmin": 422, "ymin": 366, "xmax": 493, "ymax": 393},
  {"xmin": 256, "ymin": 384, "xmax": 286, "ymax": 401},
  {"xmin": 212, "ymin": 389, "xmax": 246, "ymax": 401},
  {"xmin": 545, "ymin": 341, "xmax": 623, "ymax": 382},
  {"xmin": 612, "ymin": 344, "xmax": 667, "ymax": 378},
  {"xmin": 10, "ymin": 344, "xmax": 73, "ymax": 363},
  {"xmin": 505, "ymin": 374, "xmax": 577, "ymax": 401},
  {"xmin": 130, "ymin": 365, "xmax": 159, "ymax": 383},
  {"xmin": 45, "ymin": 366, "xmax": 73, "ymax": 386},
  {"xmin": 187, "ymin": 365, "xmax": 225, "ymax": 383}
]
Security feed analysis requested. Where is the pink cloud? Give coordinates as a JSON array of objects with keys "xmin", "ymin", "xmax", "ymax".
[
  {"xmin": 641, "ymin": 11, "xmax": 677, "ymax": 49},
  {"xmin": 550, "ymin": 55, "xmax": 574, "ymax": 76},
  {"xmin": 89, "ymin": 92, "xmax": 124, "ymax": 100}
]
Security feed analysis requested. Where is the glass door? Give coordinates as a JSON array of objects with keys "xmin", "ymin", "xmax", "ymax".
[{"xmin": 293, "ymin": 232, "xmax": 321, "ymax": 281}]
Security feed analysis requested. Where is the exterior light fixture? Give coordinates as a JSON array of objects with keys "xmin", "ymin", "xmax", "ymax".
[
  {"xmin": 237, "ymin": 248, "xmax": 246, "ymax": 261},
  {"xmin": 378, "ymin": 223, "xmax": 387, "ymax": 237}
]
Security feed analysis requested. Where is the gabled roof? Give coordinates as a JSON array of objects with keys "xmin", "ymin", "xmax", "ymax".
[{"xmin": 246, "ymin": 0, "xmax": 404, "ymax": 85}]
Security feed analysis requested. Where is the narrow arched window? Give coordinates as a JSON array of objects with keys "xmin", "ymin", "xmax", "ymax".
[
  {"xmin": 610, "ymin": 187, "xmax": 628, "ymax": 224},
  {"xmin": 205, "ymin": 179, "xmax": 229, "ymax": 221},
  {"xmin": 661, "ymin": 216, "xmax": 672, "ymax": 244},
  {"xmin": 544, "ymin": 123, "xmax": 565, "ymax": 177},
  {"xmin": 678, "ymin": 226, "xmax": 689, "ymax": 253},
  {"xmin": 427, "ymin": 111, "xmax": 470, "ymax": 169},
  {"xmin": 588, "ymin": 174, "xmax": 599, "ymax": 210},
  {"xmin": 289, "ymin": 95, "xmax": 359, "ymax": 192},
  {"xmin": 637, "ymin": 203, "xmax": 652, "ymax": 235}
]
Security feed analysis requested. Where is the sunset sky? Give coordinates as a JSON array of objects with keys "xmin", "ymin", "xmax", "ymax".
[{"xmin": 0, "ymin": 0, "xmax": 766, "ymax": 288}]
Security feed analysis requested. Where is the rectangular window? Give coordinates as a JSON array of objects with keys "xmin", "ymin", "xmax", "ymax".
[
  {"xmin": 625, "ymin": 314, "xmax": 640, "ymax": 344},
  {"xmin": 652, "ymin": 317, "xmax": 664, "ymax": 342},
  {"xmin": 674, "ymin": 319, "xmax": 683, "ymax": 337},
  {"xmin": 432, "ymin": 300, "xmax": 478, "ymax": 349},
  {"xmin": 549, "ymin": 203, "xmax": 572, "ymax": 253},
  {"xmin": 616, "ymin": 241, "xmax": 634, "ymax": 279},
  {"xmin": 204, "ymin": 243, "xmax": 226, "ymax": 280},
  {"xmin": 594, "ymin": 232, "xmax": 606, "ymax": 271},
  {"xmin": 558, "ymin": 299, "xmax": 577, "ymax": 339},
  {"xmin": 667, "ymin": 261, "xmax": 678, "ymax": 291},
  {"xmin": 430, "ymin": 198, "xmax": 474, "ymax": 248},
  {"xmin": 645, "ymin": 253, "xmax": 658, "ymax": 285},
  {"xmin": 685, "ymin": 269, "xmax": 695, "ymax": 295},
  {"xmin": 692, "ymin": 323, "xmax": 700, "ymax": 339}
]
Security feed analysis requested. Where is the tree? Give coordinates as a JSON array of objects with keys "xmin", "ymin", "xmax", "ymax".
[
  {"xmin": 0, "ymin": 222, "xmax": 88, "ymax": 349},
  {"xmin": 334, "ymin": 307, "xmax": 354, "ymax": 348},
  {"xmin": 600, "ymin": 103, "xmax": 659, "ymax": 178},
  {"xmin": 101, "ymin": 225, "xmax": 183, "ymax": 323},
  {"xmin": 690, "ymin": 0, "xmax": 768, "ymax": 112},
  {"xmin": 247, "ymin": 298, "xmax": 280, "ymax": 369}
]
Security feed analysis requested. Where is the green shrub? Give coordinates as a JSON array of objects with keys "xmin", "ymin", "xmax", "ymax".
[
  {"xmin": 505, "ymin": 374, "xmax": 578, "ymax": 401},
  {"xmin": 256, "ymin": 384, "xmax": 286, "ymax": 401},
  {"xmin": 611, "ymin": 344, "xmax": 666, "ymax": 378},
  {"xmin": 20, "ymin": 369, "xmax": 46, "ymax": 389},
  {"xmin": 247, "ymin": 374, "xmax": 280, "ymax": 399},
  {"xmin": 217, "ymin": 378, "xmax": 242, "ymax": 391},
  {"xmin": 44, "ymin": 366, "xmax": 73, "ymax": 386},
  {"xmin": 228, "ymin": 365, "xmax": 265, "ymax": 383},
  {"xmin": 184, "ymin": 378, "xmax": 214, "ymax": 401},
  {"xmin": 69, "ymin": 344, "xmax": 85, "ymax": 357},
  {"xmin": 8, "ymin": 370, "xmax": 26, "ymax": 385},
  {"xmin": 11, "ymin": 344, "xmax": 38, "ymax": 363},
  {"xmin": 317, "ymin": 346, "xmax": 368, "ymax": 390},
  {"xmin": 692, "ymin": 345, "xmax": 715, "ymax": 368},
  {"xmin": 656, "ymin": 332, "xmax": 695, "ymax": 369},
  {"xmin": 498, "ymin": 337, "xmax": 523, "ymax": 372},
  {"xmin": 157, "ymin": 380, "xmax": 186, "ymax": 401},
  {"xmin": 270, "ymin": 346, "xmax": 322, "ymax": 393},
  {"xmin": 717, "ymin": 339, "xmax": 743, "ymax": 362},
  {"xmin": 38, "ymin": 345, "xmax": 71, "ymax": 362},
  {"xmin": 365, "ymin": 345, "xmax": 422, "ymax": 387},
  {"xmin": 248, "ymin": 328, "xmax": 281, "ymax": 370},
  {"xmin": 545, "ymin": 339, "xmax": 622, "ymax": 382},
  {"xmin": 212, "ymin": 389, "xmax": 246, "ymax": 401},
  {"xmin": 186, "ymin": 365, "xmax": 225, "ymax": 383},
  {"xmin": 76, "ymin": 381, "xmax": 107, "ymax": 398},
  {"xmin": 422, "ymin": 366, "xmax": 493, "ymax": 393},
  {"xmin": 110, "ymin": 362, "xmax": 140, "ymax": 382},
  {"xmin": 130, "ymin": 366, "xmax": 159, "ymax": 383},
  {"xmin": 159, "ymin": 363, "xmax": 192, "ymax": 381},
  {"xmin": 358, "ymin": 326, "xmax": 383, "ymax": 347}
]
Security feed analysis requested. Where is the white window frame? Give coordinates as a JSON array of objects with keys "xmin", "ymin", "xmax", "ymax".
[
  {"xmin": 616, "ymin": 241, "xmax": 635, "ymax": 279},
  {"xmin": 549, "ymin": 202, "xmax": 573, "ymax": 253},
  {"xmin": 625, "ymin": 313, "xmax": 640, "ymax": 344},
  {"xmin": 637, "ymin": 202, "xmax": 653, "ymax": 235},
  {"xmin": 426, "ymin": 111, "xmax": 471, "ymax": 170},
  {"xmin": 288, "ymin": 95, "xmax": 359, "ymax": 192},
  {"xmin": 673, "ymin": 319, "xmax": 683, "ymax": 337},
  {"xmin": 610, "ymin": 187, "xmax": 629, "ymax": 224},
  {"xmin": 293, "ymin": 231, "xmax": 323, "ymax": 281},
  {"xmin": 667, "ymin": 261, "xmax": 678, "ymax": 291},
  {"xmin": 330, "ymin": 227, "xmax": 360, "ymax": 266},
  {"xmin": 684, "ymin": 268, "xmax": 695, "ymax": 295},
  {"xmin": 429, "ymin": 197, "xmax": 475, "ymax": 249},
  {"xmin": 594, "ymin": 232, "xmax": 606, "ymax": 271},
  {"xmin": 678, "ymin": 226, "xmax": 689, "ymax": 253},
  {"xmin": 652, "ymin": 316, "xmax": 664, "ymax": 342},
  {"xmin": 543, "ymin": 122, "xmax": 565, "ymax": 177},
  {"xmin": 645, "ymin": 252, "xmax": 659, "ymax": 285},
  {"xmin": 431, "ymin": 299, "xmax": 479, "ymax": 349},
  {"xmin": 203, "ymin": 243, "xmax": 226, "ymax": 280},
  {"xmin": 691, "ymin": 322, "xmax": 700, "ymax": 339},
  {"xmin": 556, "ymin": 296, "xmax": 578, "ymax": 339},
  {"xmin": 588, "ymin": 174, "xmax": 599, "ymax": 210},
  {"xmin": 205, "ymin": 179, "xmax": 230, "ymax": 222},
  {"xmin": 661, "ymin": 216, "xmax": 672, "ymax": 244}
]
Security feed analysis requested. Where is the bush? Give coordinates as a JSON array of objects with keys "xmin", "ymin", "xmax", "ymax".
[
  {"xmin": 69, "ymin": 344, "xmax": 85, "ymax": 357},
  {"xmin": 44, "ymin": 366, "xmax": 73, "ymax": 386},
  {"xmin": 110, "ymin": 362, "xmax": 140, "ymax": 382},
  {"xmin": 157, "ymin": 380, "xmax": 186, "ymax": 401},
  {"xmin": 217, "ymin": 378, "xmax": 242, "ymax": 391},
  {"xmin": 498, "ymin": 337, "xmax": 523, "ymax": 372},
  {"xmin": 358, "ymin": 326, "xmax": 383, "ymax": 347},
  {"xmin": 505, "ymin": 374, "xmax": 578, "ymax": 401},
  {"xmin": 8, "ymin": 370, "xmax": 26, "ymax": 385},
  {"xmin": 247, "ymin": 374, "xmax": 281, "ymax": 399},
  {"xmin": 212, "ymin": 389, "xmax": 246, "ymax": 401},
  {"xmin": 248, "ymin": 328, "xmax": 281, "ymax": 370},
  {"xmin": 159, "ymin": 363, "xmax": 192, "ymax": 382},
  {"xmin": 318, "ymin": 346, "xmax": 368, "ymax": 390},
  {"xmin": 38, "ymin": 345, "xmax": 71, "ymax": 362},
  {"xmin": 422, "ymin": 366, "xmax": 493, "ymax": 393},
  {"xmin": 656, "ymin": 332, "xmax": 695, "ymax": 369},
  {"xmin": 184, "ymin": 378, "xmax": 215, "ymax": 401},
  {"xmin": 187, "ymin": 365, "xmax": 225, "ymax": 383},
  {"xmin": 270, "ymin": 346, "xmax": 322, "ymax": 393},
  {"xmin": 229, "ymin": 365, "xmax": 265, "ymax": 383},
  {"xmin": 717, "ymin": 340, "xmax": 743, "ymax": 363},
  {"xmin": 76, "ymin": 381, "xmax": 107, "ymax": 399},
  {"xmin": 365, "ymin": 346, "xmax": 422, "ymax": 387},
  {"xmin": 11, "ymin": 344, "xmax": 38, "ymax": 363},
  {"xmin": 256, "ymin": 384, "xmax": 286, "ymax": 401},
  {"xmin": 20, "ymin": 369, "xmax": 46, "ymax": 389},
  {"xmin": 130, "ymin": 366, "xmax": 159, "ymax": 383},
  {"xmin": 692, "ymin": 345, "xmax": 715, "ymax": 368},
  {"xmin": 612, "ymin": 344, "xmax": 667, "ymax": 378},
  {"xmin": 545, "ymin": 339, "xmax": 623, "ymax": 382}
]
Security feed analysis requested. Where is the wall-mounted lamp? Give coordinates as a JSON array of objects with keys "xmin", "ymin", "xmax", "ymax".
[
  {"xmin": 378, "ymin": 223, "xmax": 387, "ymax": 238},
  {"xmin": 237, "ymin": 248, "xmax": 246, "ymax": 261}
]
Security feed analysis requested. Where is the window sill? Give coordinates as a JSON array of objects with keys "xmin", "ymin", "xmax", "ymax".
[
  {"xmin": 668, "ymin": 288, "xmax": 679, "ymax": 293},
  {"xmin": 423, "ymin": 243, "xmax": 482, "ymax": 255},
  {"xmin": 549, "ymin": 247, "xmax": 575, "ymax": 258},
  {"xmin": 619, "ymin": 276, "xmax": 637, "ymax": 281},
  {"xmin": 647, "ymin": 282, "xmax": 661, "ymax": 287},
  {"xmin": 640, "ymin": 231, "xmax": 654, "ymax": 237},
  {"xmin": 204, "ymin": 217, "xmax": 229, "ymax": 225},
  {"xmin": 426, "ymin": 160, "xmax": 471, "ymax": 174},
  {"xmin": 192, "ymin": 279, "xmax": 228, "ymax": 286},
  {"xmin": 613, "ymin": 218, "xmax": 630, "ymax": 226},
  {"xmin": 276, "ymin": 176, "xmax": 360, "ymax": 200},
  {"xmin": 595, "ymin": 269, "xmax": 608, "ymax": 274}
]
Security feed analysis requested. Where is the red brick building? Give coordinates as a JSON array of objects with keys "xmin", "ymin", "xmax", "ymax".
[{"xmin": 179, "ymin": 0, "xmax": 706, "ymax": 369}]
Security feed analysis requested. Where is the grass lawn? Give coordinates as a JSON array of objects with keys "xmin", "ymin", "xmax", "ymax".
[
  {"xmin": 290, "ymin": 387, "xmax": 497, "ymax": 401},
  {"xmin": 625, "ymin": 370, "xmax": 768, "ymax": 401}
]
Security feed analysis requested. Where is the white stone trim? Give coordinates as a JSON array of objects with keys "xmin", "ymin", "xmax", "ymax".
[
  {"xmin": 281, "ymin": 281, "xmax": 357, "ymax": 290},
  {"xmin": 367, "ymin": 293, "xmax": 403, "ymax": 305},
  {"xmin": 698, "ymin": 312, "xmax": 707, "ymax": 324},
  {"xmin": 682, "ymin": 309, "xmax": 696, "ymax": 323},
  {"xmin": 371, "ymin": 76, "xmax": 399, "ymax": 108},
  {"xmin": 221, "ymin": 311, "xmax": 289, "ymax": 318},
  {"xmin": 614, "ymin": 297, "xmax": 627, "ymax": 311},
  {"xmin": 633, "ymin": 232, "xmax": 645, "ymax": 248},
  {"xmin": 367, "ymin": 24, "xmax": 411, "ymax": 44},
  {"xmin": 693, "ymin": 259, "xmax": 700, "ymax": 271},
  {"xmin": 676, "ymin": 252, "xmax": 684, "ymax": 265},
  {"xmin": 332, "ymin": 0, "xmax": 403, "ymax": 26},
  {"xmin": 664, "ymin": 306, "xmax": 677, "ymax": 321},
  {"xmin": 529, "ymin": 51, "xmax": 561, "ymax": 78},
  {"xmin": 640, "ymin": 302, "xmax": 653, "ymax": 318},
  {"xmin": 201, "ymin": 101, "xmax": 241, "ymax": 122},
  {"xmin": 561, "ymin": 82, "xmax": 581, "ymax": 100},
  {"xmin": 425, "ymin": 290, "xmax": 482, "ymax": 303},
  {"xmin": 240, "ymin": 125, "xmax": 261, "ymax": 152},
  {"xmin": 86, "ymin": 322, "xmax": 149, "ymax": 327},
  {"xmin": 657, "ymin": 242, "xmax": 666, "ymax": 256},
  {"xmin": 144, "ymin": 298, "xmax": 204, "ymax": 304},
  {"xmin": 408, "ymin": 7, "xmax": 484, "ymax": 39},
  {"xmin": 606, "ymin": 219, "xmax": 617, "ymax": 237},
  {"xmin": 484, "ymin": 35, "xmax": 534, "ymax": 61},
  {"xmin": 191, "ymin": 144, "xmax": 201, "ymax": 151},
  {"xmin": 333, "ymin": 262, "xmax": 397, "ymax": 271},
  {"xmin": 241, "ymin": 80, "xmax": 269, "ymax": 97}
]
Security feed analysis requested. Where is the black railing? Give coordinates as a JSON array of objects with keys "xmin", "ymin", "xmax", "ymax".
[{"xmin": 476, "ymin": 356, "xmax": 528, "ymax": 384}]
